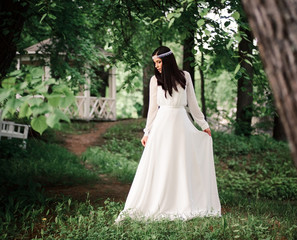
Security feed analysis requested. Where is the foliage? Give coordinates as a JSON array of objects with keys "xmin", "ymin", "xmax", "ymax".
[
  {"xmin": 0, "ymin": 66, "xmax": 75, "ymax": 134},
  {"xmin": 213, "ymin": 131, "xmax": 297, "ymax": 201}
]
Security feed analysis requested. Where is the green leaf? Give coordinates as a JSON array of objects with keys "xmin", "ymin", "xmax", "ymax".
[
  {"xmin": 20, "ymin": 81, "xmax": 28, "ymax": 90},
  {"xmin": 174, "ymin": 12, "xmax": 181, "ymax": 18},
  {"xmin": 60, "ymin": 93, "xmax": 75, "ymax": 108},
  {"xmin": 226, "ymin": 39, "xmax": 233, "ymax": 49},
  {"xmin": 19, "ymin": 102, "xmax": 32, "ymax": 118},
  {"xmin": 235, "ymin": 35, "xmax": 242, "ymax": 43},
  {"xmin": 55, "ymin": 109, "xmax": 70, "ymax": 123},
  {"xmin": 40, "ymin": 13, "xmax": 47, "ymax": 23},
  {"xmin": 200, "ymin": 8, "xmax": 209, "ymax": 18},
  {"xmin": 232, "ymin": 11, "xmax": 240, "ymax": 20},
  {"xmin": 28, "ymin": 97, "xmax": 44, "ymax": 107},
  {"xmin": 8, "ymin": 70, "xmax": 22, "ymax": 77},
  {"xmin": 44, "ymin": 78, "xmax": 56, "ymax": 85},
  {"xmin": 168, "ymin": 18, "xmax": 175, "ymax": 28},
  {"xmin": 31, "ymin": 102, "xmax": 50, "ymax": 116},
  {"xmin": 48, "ymin": 14, "xmax": 57, "ymax": 20},
  {"xmin": 46, "ymin": 109, "xmax": 70, "ymax": 128},
  {"xmin": 197, "ymin": 19, "xmax": 205, "ymax": 28},
  {"xmin": 47, "ymin": 94, "xmax": 61, "ymax": 107},
  {"xmin": 244, "ymin": 58, "xmax": 252, "ymax": 66},
  {"xmin": 34, "ymin": 83, "xmax": 48, "ymax": 94},
  {"xmin": 234, "ymin": 64, "xmax": 241, "ymax": 75},
  {"xmin": 46, "ymin": 113, "xmax": 60, "ymax": 128},
  {"xmin": 31, "ymin": 116, "xmax": 48, "ymax": 135},
  {"xmin": 31, "ymin": 67, "xmax": 44, "ymax": 77},
  {"xmin": 2, "ymin": 78, "xmax": 15, "ymax": 89},
  {"xmin": 52, "ymin": 84, "xmax": 68, "ymax": 94},
  {"xmin": 167, "ymin": 12, "xmax": 174, "ymax": 20},
  {"xmin": 0, "ymin": 89, "xmax": 12, "ymax": 102},
  {"xmin": 5, "ymin": 98, "xmax": 22, "ymax": 115},
  {"xmin": 25, "ymin": 73, "xmax": 32, "ymax": 83},
  {"xmin": 204, "ymin": 29, "xmax": 211, "ymax": 36},
  {"xmin": 1, "ymin": 106, "xmax": 10, "ymax": 119},
  {"xmin": 152, "ymin": 18, "xmax": 159, "ymax": 24}
]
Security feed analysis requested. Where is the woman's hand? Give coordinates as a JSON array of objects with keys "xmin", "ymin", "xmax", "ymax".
[
  {"xmin": 203, "ymin": 128, "xmax": 211, "ymax": 136},
  {"xmin": 141, "ymin": 135, "xmax": 148, "ymax": 147}
]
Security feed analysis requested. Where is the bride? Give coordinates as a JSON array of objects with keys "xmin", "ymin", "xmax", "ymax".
[{"xmin": 115, "ymin": 46, "xmax": 221, "ymax": 222}]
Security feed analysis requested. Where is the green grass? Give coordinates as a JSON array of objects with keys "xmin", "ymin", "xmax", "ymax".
[
  {"xmin": 1, "ymin": 119, "xmax": 297, "ymax": 239},
  {"xmin": 0, "ymin": 138, "xmax": 98, "ymax": 239},
  {"xmin": 58, "ymin": 121, "xmax": 97, "ymax": 134},
  {"xmin": 4, "ymin": 197, "xmax": 295, "ymax": 239},
  {"xmin": 0, "ymin": 138, "xmax": 97, "ymax": 187},
  {"xmin": 82, "ymin": 120, "xmax": 144, "ymax": 182}
]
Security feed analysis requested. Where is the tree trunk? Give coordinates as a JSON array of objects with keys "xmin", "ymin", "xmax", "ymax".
[
  {"xmin": 142, "ymin": 63, "xmax": 153, "ymax": 118},
  {"xmin": 273, "ymin": 112, "xmax": 287, "ymax": 141},
  {"xmin": 235, "ymin": 26, "xmax": 254, "ymax": 136},
  {"xmin": 199, "ymin": 51, "xmax": 207, "ymax": 118},
  {"xmin": 183, "ymin": 31, "xmax": 195, "ymax": 86},
  {"xmin": 241, "ymin": 0, "xmax": 297, "ymax": 167},
  {"xmin": 0, "ymin": 1, "xmax": 29, "ymax": 79}
]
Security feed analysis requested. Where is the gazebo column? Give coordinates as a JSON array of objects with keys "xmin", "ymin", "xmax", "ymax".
[
  {"xmin": 16, "ymin": 57, "xmax": 21, "ymax": 70},
  {"xmin": 43, "ymin": 58, "xmax": 51, "ymax": 81},
  {"xmin": 84, "ymin": 70, "xmax": 91, "ymax": 119},
  {"xmin": 108, "ymin": 67, "xmax": 117, "ymax": 120}
]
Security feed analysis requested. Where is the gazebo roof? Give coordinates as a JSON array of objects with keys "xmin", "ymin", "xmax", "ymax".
[
  {"xmin": 19, "ymin": 38, "xmax": 112, "ymax": 58},
  {"xmin": 24, "ymin": 38, "xmax": 51, "ymax": 54}
]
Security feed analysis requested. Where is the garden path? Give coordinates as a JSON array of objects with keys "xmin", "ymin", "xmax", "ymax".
[
  {"xmin": 46, "ymin": 120, "xmax": 131, "ymax": 205},
  {"xmin": 59, "ymin": 121, "xmax": 118, "ymax": 155}
]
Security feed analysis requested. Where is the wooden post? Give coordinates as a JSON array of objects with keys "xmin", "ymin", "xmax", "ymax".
[
  {"xmin": 44, "ymin": 58, "xmax": 50, "ymax": 81},
  {"xmin": 108, "ymin": 67, "xmax": 117, "ymax": 120},
  {"xmin": 84, "ymin": 69, "xmax": 91, "ymax": 119},
  {"xmin": 16, "ymin": 56, "xmax": 21, "ymax": 70}
]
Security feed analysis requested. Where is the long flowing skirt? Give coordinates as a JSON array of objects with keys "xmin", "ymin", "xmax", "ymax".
[{"xmin": 116, "ymin": 106, "xmax": 221, "ymax": 222}]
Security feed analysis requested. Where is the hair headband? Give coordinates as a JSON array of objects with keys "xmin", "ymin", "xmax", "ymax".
[{"xmin": 152, "ymin": 50, "xmax": 173, "ymax": 60}]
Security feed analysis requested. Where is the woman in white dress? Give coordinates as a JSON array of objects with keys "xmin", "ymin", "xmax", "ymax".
[{"xmin": 116, "ymin": 46, "xmax": 221, "ymax": 222}]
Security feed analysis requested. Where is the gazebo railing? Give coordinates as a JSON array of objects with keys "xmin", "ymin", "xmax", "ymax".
[{"xmin": 63, "ymin": 96, "xmax": 116, "ymax": 121}]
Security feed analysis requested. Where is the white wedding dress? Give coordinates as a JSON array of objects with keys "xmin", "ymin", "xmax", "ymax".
[{"xmin": 116, "ymin": 71, "xmax": 221, "ymax": 222}]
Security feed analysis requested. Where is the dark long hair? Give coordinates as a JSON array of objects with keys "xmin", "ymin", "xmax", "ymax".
[{"xmin": 152, "ymin": 46, "xmax": 186, "ymax": 97}]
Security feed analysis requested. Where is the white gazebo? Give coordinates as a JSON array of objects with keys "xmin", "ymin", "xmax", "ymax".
[{"xmin": 16, "ymin": 39, "xmax": 116, "ymax": 121}]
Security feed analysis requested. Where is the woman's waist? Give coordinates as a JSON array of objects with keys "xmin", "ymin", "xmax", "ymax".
[{"xmin": 158, "ymin": 105, "xmax": 186, "ymax": 109}]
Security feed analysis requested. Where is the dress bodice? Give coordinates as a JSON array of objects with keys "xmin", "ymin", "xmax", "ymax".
[
  {"xmin": 143, "ymin": 71, "xmax": 209, "ymax": 136},
  {"xmin": 157, "ymin": 84, "xmax": 187, "ymax": 107}
]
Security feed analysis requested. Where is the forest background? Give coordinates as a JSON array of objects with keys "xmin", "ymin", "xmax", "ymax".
[{"xmin": 0, "ymin": 0, "xmax": 284, "ymax": 139}]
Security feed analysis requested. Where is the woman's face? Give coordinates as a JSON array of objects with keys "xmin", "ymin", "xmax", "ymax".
[{"xmin": 153, "ymin": 56, "xmax": 162, "ymax": 73}]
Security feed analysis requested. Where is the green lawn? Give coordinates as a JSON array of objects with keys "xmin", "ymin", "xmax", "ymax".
[{"xmin": 0, "ymin": 119, "xmax": 296, "ymax": 239}]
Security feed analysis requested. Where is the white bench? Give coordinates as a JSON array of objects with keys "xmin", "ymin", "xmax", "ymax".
[{"xmin": 0, "ymin": 110, "xmax": 29, "ymax": 148}]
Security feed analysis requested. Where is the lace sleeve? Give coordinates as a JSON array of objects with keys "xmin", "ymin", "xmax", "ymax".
[
  {"xmin": 185, "ymin": 71, "xmax": 209, "ymax": 130},
  {"xmin": 143, "ymin": 76, "xmax": 158, "ymax": 136}
]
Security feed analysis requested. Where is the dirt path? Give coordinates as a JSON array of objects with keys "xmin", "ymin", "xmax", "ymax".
[
  {"xmin": 57, "ymin": 121, "xmax": 118, "ymax": 156},
  {"xmin": 46, "ymin": 120, "xmax": 131, "ymax": 204}
]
